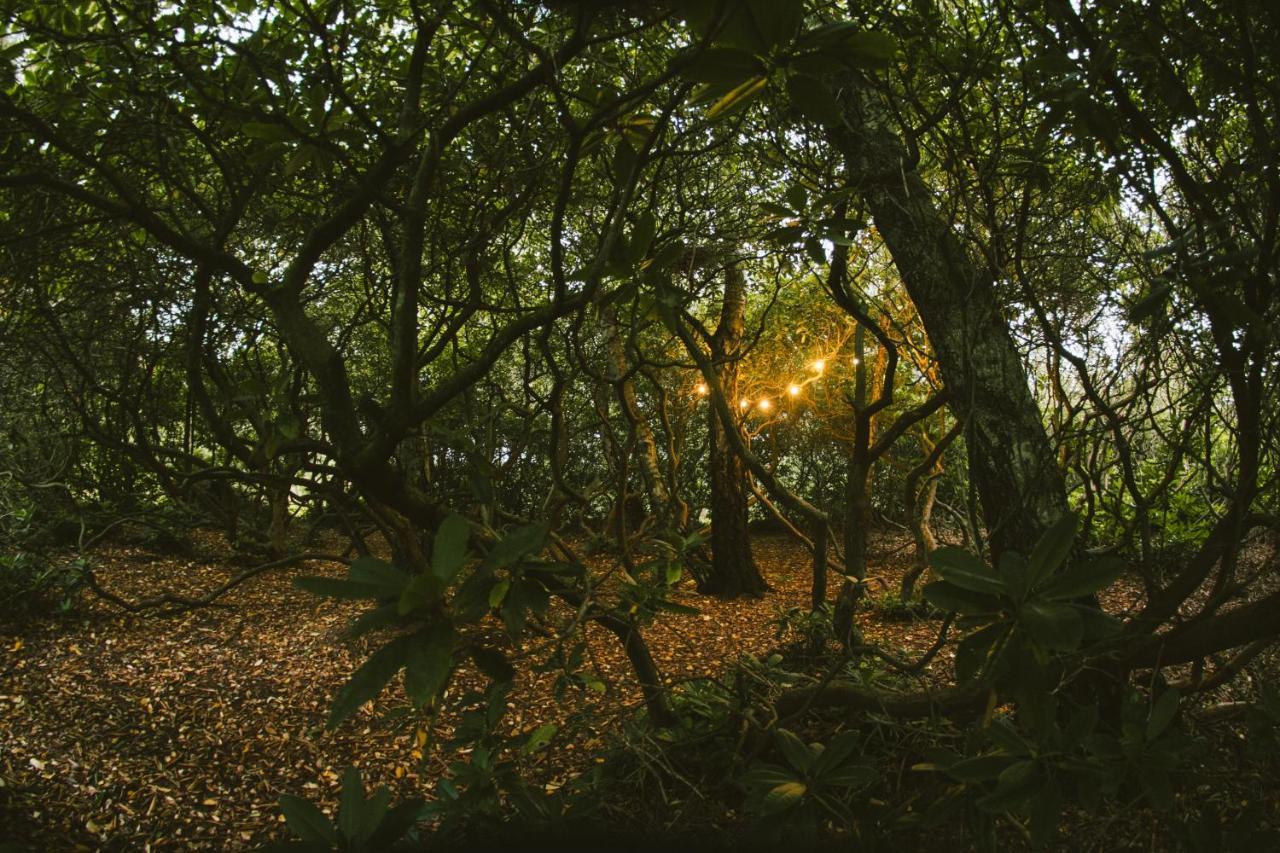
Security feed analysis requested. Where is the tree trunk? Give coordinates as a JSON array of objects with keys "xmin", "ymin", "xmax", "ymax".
[
  {"xmin": 702, "ymin": 264, "xmax": 766, "ymax": 597},
  {"xmin": 602, "ymin": 305, "xmax": 672, "ymax": 521},
  {"xmin": 829, "ymin": 82, "xmax": 1069, "ymax": 560}
]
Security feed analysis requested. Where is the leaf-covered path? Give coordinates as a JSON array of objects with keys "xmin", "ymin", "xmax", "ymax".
[{"xmin": 2, "ymin": 533, "xmax": 950, "ymax": 850}]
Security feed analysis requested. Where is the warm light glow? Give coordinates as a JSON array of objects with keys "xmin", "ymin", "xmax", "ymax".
[
  {"xmin": 739, "ymin": 398, "xmax": 750, "ymax": 409},
  {"xmin": 695, "ymin": 382, "xmax": 709, "ymax": 395},
  {"xmin": 812, "ymin": 359, "xmax": 825, "ymax": 372},
  {"xmin": 787, "ymin": 384, "xmax": 801, "ymax": 397},
  {"xmin": 851, "ymin": 357, "xmax": 861, "ymax": 366},
  {"xmin": 758, "ymin": 398, "xmax": 772, "ymax": 411}
]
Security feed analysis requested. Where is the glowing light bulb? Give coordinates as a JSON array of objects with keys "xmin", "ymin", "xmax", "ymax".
[
  {"xmin": 695, "ymin": 382, "xmax": 709, "ymax": 396},
  {"xmin": 851, "ymin": 357, "xmax": 861, "ymax": 366},
  {"xmin": 758, "ymin": 398, "xmax": 772, "ymax": 411},
  {"xmin": 812, "ymin": 359, "xmax": 825, "ymax": 372},
  {"xmin": 787, "ymin": 384, "xmax": 801, "ymax": 397},
  {"xmin": 739, "ymin": 398, "xmax": 750, "ymax": 409}
]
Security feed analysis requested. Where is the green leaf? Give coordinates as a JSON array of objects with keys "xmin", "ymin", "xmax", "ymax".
[
  {"xmin": 684, "ymin": 47, "xmax": 765, "ymax": 88},
  {"xmin": 243, "ymin": 120, "xmax": 295, "ymax": 142},
  {"xmin": 1147, "ymin": 689, "xmax": 1180, "ymax": 740},
  {"xmin": 1028, "ymin": 512, "xmax": 1078, "ymax": 586},
  {"xmin": 1030, "ymin": 777, "xmax": 1063, "ymax": 846},
  {"xmin": 812, "ymin": 730, "xmax": 861, "ymax": 777},
  {"xmin": 482, "ymin": 521, "xmax": 549, "ymax": 571},
  {"xmin": 367, "ymin": 798, "xmax": 424, "ymax": 848},
  {"xmin": 488, "ymin": 578, "xmax": 511, "ymax": 609},
  {"xmin": 278, "ymin": 794, "xmax": 338, "ymax": 845},
  {"xmin": 350, "ymin": 604, "xmax": 401, "ymax": 638},
  {"xmin": 760, "ymin": 200, "xmax": 796, "ymax": 218},
  {"xmin": 468, "ymin": 646, "xmax": 515, "ymax": 684},
  {"xmin": 944, "ymin": 754, "xmax": 1018, "ymax": 783},
  {"xmin": 740, "ymin": 763, "xmax": 798, "ymax": 789},
  {"xmin": 821, "ymin": 764, "xmax": 878, "ymax": 787},
  {"xmin": 1018, "ymin": 601, "xmax": 1083, "ymax": 651},
  {"xmin": 1041, "ymin": 556, "xmax": 1125, "ymax": 600},
  {"xmin": 706, "ymin": 74, "xmax": 768, "ymax": 119},
  {"xmin": 521, "ymin": 723, "xmax": 558, "ymax": 754},
  {"xmin": 295, "ymin": 576, "xmax": 385, "ymax": 601},
  {"xmin": 977, "ymin": 759, "xmax": 1040, "ymax": 811},
  {"xmin": 774, "ymin": 729, "xmax": 815, "ymax": 773},
  {"xmin": 431, "ymin": 513, "xmax": 471, "ymax": 585},
  {"xmin": 804, "ymin": 237, "xmax": 826, "ymax": 266},
  {"xmin": 404, "ymin": 621, "xmax": 454, "ymax": 707},
  {"xmin": 397, "ymin": 574, "xmax": 442, "ymax": 615},
  {"xmin": 746, "ymin": 0, "xmax": 804, "ymax": 50},
  {"xmin": 337, "ymin": 766, "xmax": 367, "ymax": 841},
  {"xmin": 844, "ymin": 32, "xmax": 899, "ymax": 68},
  {"xmin": 349, "ymin": 556, "xmax": 408, "ymax": 598},
  {"xmin": 998, "ymin": 551, "xmax": 1031, "ymax": 601},
  {"xmin": 327, "ymin": 636, "xmax": 411, "ymax": 727},
  {"xmin": 955, "ymin": 622, "xmax": 1005, "ymax": 681},
  {"xmin": 786, "ymin": 73, "xmax": 842, "ymax": 125},
  {"xmin": 929, "ymin": 547, "xmax": 1006, "ymax": 595},
  {"xmin": 922, "ymin": 580, "xmax": 1002, "ymax": 615},
  {"xmin": 761, "ymin": 781, "xmax": 807, "ymax": 814},
  {"xmin": 630, "ymin": 211, "xmax": 657, "ymax": 264}
]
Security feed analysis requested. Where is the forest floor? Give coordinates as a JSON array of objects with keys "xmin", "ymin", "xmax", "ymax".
[{"xmin": 0, "ymin": 530, "xmax": 1271, "ymax": 851}]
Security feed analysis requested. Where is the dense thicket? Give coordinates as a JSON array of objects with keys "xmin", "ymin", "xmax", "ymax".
[{"xmin": 1, "ymin": 0, "xmax": 1277, "ymax": 848}]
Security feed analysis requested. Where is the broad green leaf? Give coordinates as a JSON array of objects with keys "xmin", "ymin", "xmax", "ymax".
[
  {"xmin": 337, "ymin": 767, "xmax": 366, "ymax": 841},
  {"xmin": 762, "ymin": 781, "xmax": 807, "ymax": 814},
  {"xmin": 278, "ymin": 794, "xmax": 338, "ymax": 845},
  {"xmin": 845, "ymin": 32, "xmax": 899, "ymax": 68},
  {"xmin": 944, "ymin": 753, "xmax": 1018, "ymax": 783},
  {"xmin": 922, "ymin": 580, "xmax": 1002, "ymax": 615},
  {"xmin": 349, "ymin": 556, "xmax": 408, "ymax": 598},
  {"xmin": 397, "ymin": 574, "xmax": 443, "ymax": 615},
  {"xmin": 812, "ymin": 730, "xmax": 861, "ymax": 777},
  {"xmin": 630, "ymin": 211, "xmax": 657, "ymax": 264},
  {"xmin": 521, "ymin": 723, "xmax": 558, "ymax": 754},
  {"xmin": 468, "ymin": 646, "xmax": 515, "ymax": 684},
  {"xmin": 746, "ymin": 0, "xmax": 804, "ymax": 51},
  {"xmin": 998, "ymin": 551, "xmax": 1031, "ymax": 600},
  {"xmin": 977, "ymin": 759, "xmax": 1039, "ymax": 811},
  {"xmin": 1030, "ymin": 777, "xmax": 1063, "ymax": 846},
  {"xmin": 488, "ymin": 579, "xmax": 511, "ymax": 609},
  {"xmin": 327, "ymin": 636, "xmax": 411, "ymax": 727},
  {"xmin": 431, "ymin": 513, "xmax": 471, "ymax": 585},
  {"xmin": 683, "ymin": 47, "xmax": 766, "ymax": 88},
  {"xmin": 243, "ymin": 121, "xmax": 295, "ymax": 142},
  {"xmin": 820, "ymin": 764, "xmax": 878, "ymax": 787},
  {"xmin": 366, "ymin": 798, "xmax": 424, "ymax": 848},
  {"xmin": 774, "ymin": 728, "xmax": 814, "ymax": 773},
  {"xmin": 929, "ymin": 547, "xmax": 1006, "ymax": 595},
  {"xmin": 955, "ymin": 622, "xmax": 1005, "ymax": 681},
  {"xmin": 740, "ymin": 763, "xmax": 797, "ymax": 789},
  {"xmin": 1018, "ymin": 601, "xmax": 1083, "ymax": 651},
  {"xmin": 482, "ymin": 520, "xmax": 549, "ymax": 571},
  {"xmin": 350, "ymin": 603, "xmax": 400, "ymax": 638},
  {"xmin": 404, "ymin": 621, "xmax": 454, "ymax": 707},
  {"xmin": 706, "ymin": 75, "xmax": 768, "ymax": 119},
  {"xmin": 1041, "ymin": 556, "xmax": 1125, "ymax": 600},
  {"xmin": 786, "ymin": 73, "xmax": 842, "ymax": 125},
  {"xmin": 295, "ymin": 576, "xmax": 385, "ymax": 601},
  {"xmin": 1028, "ymin": 512, "xmax": 1078, "ymax": 586},
  {"xmin": 1146, "ymin": 689, "xmax": 1180, "ymax": 740}
]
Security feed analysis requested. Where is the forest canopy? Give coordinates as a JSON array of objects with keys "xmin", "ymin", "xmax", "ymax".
[{"xmin": 1, "ymin": 0, "xmax": 1278, "ymax": 849}]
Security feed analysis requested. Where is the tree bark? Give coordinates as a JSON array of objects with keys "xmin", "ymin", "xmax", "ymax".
[
  {"xmin": 829, "ymin": 82, "xmax": 1070, "ymax": 560},
  {"xmin": 702, "ymin": 264, "xmax": 766, "ymax": 597}
]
